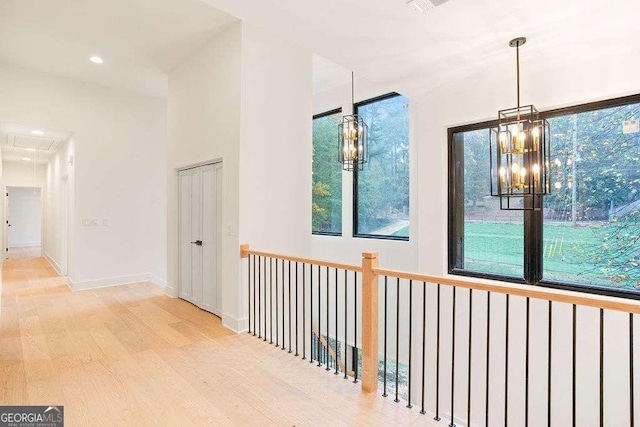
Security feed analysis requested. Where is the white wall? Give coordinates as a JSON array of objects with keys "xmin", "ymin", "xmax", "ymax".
[
  {"xmin": 236, "ymin": 23, "xmax": 312, "ymax": 335},
  {"xmin": 238, "ymin": 24, "xmax": 312, "ymax": 275},
  {"xmin": 2, "ymin": 161, "xmax": 46, "ymax": 188},
  {"xmin": 43, "ymin": 139, "xmax": 74, "ymax": 275},
  {"xmin": 167, "ymin": 22, "xmax": 312, "ymax": 332},
  {"xmin": 0, "ymin": 62, "xmax": 167, "ymax": 288},
  {"xmin": 167, "ymin": 23, "xmax": 242, "ymax": 329},
  {"xmin": 7, "ymin": 186, "xmax": 41, "ymax": 247}
]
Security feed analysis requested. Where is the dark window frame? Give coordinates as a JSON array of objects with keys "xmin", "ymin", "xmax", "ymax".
[
  {"xmin": 353, "ymin": 92, "xmax": 410, "ymax": 241},
  {"xmin": 312, "ymin": 107, "xmax": 343, "ymax": 237},
  {"xmin": 448, "ymin": 93, "xmax": 640, "ymax": 300}
]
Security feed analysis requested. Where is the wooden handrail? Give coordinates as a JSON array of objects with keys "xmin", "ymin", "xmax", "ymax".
[
  {"xmin": 239, "ymin": 245, "xmax": 362, "ymax": 273},
  {"xmin": 373, "ymin": 267, "xmax": 640, "ymax": 315},
  {"xmin": 240, "ymin": 243, "xmax": 640, "ymax": 399},
  {"xmin": 240, "ymin": 244, "xmax": 640, "ymax": 314}
]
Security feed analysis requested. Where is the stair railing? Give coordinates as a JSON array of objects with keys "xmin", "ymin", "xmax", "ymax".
[{"xmin": 241, "ymin": 244, "xmax": 640, "ymax": 426}]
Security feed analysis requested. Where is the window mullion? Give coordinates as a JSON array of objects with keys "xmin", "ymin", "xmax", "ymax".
[
  {"xmin": 523, "ymin": 208, "xmax": 543, "ymax": 284},
  {"xmin": 448, "ymin": 132, "xmax": 465, "ymax": 270},
  {"xmin": 352, "ymin": 159, "xmax": 358, "ymax": 236}
]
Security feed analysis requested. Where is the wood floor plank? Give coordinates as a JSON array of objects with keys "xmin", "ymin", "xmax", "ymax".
[
  {"xmin": 88, "ymin": 326, "xmax": 133, "ymax": 362},
  {"xmin": 0, "ymin": 336, "xmax": 23, "ymax": 362},
  {"xmin": 1, "ymin": 256, "xmax": 428, "ymax": 426},
  {"xmin": 129, "ymin": 305, "xmax": 192, "ymax": 348},
  {"xmin": 0, "ymin": 362, "xmax": 27, "ymax": 404}
]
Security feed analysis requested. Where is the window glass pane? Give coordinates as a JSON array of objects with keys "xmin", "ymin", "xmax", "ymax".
[
  {"xmin": 454, "ymin": 128, "xmax": 525, "ymax": 277},
  {"xmin": 355, "ymin": 94, "xmax": 410, "ymax": 238},
  {"xmin": 312, "ymin": 111, "xmax": 342, "ymax": 234},
  {"xmin": 544, "ymin": 103, "xmax": 640, "ymax": 290}
]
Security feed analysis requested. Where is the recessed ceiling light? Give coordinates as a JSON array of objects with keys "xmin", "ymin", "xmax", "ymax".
[
  {"xmin": 22, "ymin": 157, "xmax": 31, "ymax": 161},
  {"xmin": 31, "ymin": 130, "xmax": 44, "ymax": 135},
  {"xmin": 25, "ymin": 148, "xmax": 36, "ymax": 152},
  {"xmin": 89, "ymin": 55, "xmax": 104, "ymax": 64}
]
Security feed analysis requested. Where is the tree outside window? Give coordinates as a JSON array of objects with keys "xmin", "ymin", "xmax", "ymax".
[
  {"xmin": 355, "ymin": 94, "xmax": 410, "ymax": 239},
  {"xmin": 450, "ymin": 97, "xmax": 640, "ymax": 294},
  {"xmin": 313, "ymin": 110, "xmax": 343, "ymax": 235}
]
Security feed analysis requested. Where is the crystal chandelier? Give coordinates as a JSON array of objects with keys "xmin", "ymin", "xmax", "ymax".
[
  {"xmin": 338, "ymin": 72, "xmax": 368, "ymax": 171},
  {"xmin": 490, "ymin": 37, "xmax": 551, "ymax": 210}
]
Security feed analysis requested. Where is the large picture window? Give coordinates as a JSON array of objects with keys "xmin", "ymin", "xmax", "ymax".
[
  {"xmin": 449, "ymin": 95, "xmax": 640, "ymax": 297},
  {"xmin": 450, "ymin": 128, "xmax": 525, "ymax": 278},
  {"xmin": 313, "ymin": 109, "xmax": 343, "ymax": 235},
  {"xmin": 354, "ymin": 93, "xmax": 410, "ymax": 240}
]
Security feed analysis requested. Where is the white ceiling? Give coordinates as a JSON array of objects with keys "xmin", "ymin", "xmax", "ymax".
[
  {"xmin": 312, "ymin": 55, "xmax": 351, "ymax": 95},
  {"xmin": 201, "ymin": 0, "xmax": 640, "ymax": 98},
  {"xmin": 0, "ymin": 0, "xmax": 638, "ymax": 100},
  {"xmin": 0, "ymin": 0, "xmax": 237, "ymax": 97},
  {"xmin": 0, "ymin": 124, "xmax": 71, "ymax": 164}
]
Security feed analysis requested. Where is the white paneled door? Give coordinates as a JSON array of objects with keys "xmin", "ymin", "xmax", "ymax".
[
  {"xmin": 178, "ymin": 162, "xmax": 222, "ymax": 316},
  {"xmin": 7, "ymin": 187, "xmax": 42, "ymax": 248}
]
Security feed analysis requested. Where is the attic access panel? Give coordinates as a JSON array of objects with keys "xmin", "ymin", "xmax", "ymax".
[{"xmin": 9, "ymin": 134, "xmax": 60, "ymax": 151}]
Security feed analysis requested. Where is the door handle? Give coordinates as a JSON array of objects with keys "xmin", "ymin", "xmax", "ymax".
[{"xmin": 191, "ymin": 240, "xmax": 203, "ymax": 246}]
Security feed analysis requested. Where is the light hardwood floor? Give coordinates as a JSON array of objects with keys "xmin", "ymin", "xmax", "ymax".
[
  {"xmin": 7, "ymin": 246, "xmax": 41, "ymax": 259},
  {"xmin": 0, "ymin": 256, "xmax": 432, "ymax": 426}
]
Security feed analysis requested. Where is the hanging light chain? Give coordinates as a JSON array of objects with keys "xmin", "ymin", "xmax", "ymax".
[{"xmin": 516, "ymin": 40, "xmax": 520, "ymax": 111}]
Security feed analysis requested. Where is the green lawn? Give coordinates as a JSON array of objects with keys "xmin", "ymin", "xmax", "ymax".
[
  {"xmin": 464, "ymin": 221, "xmax": 640, "ymax": 289},
  {"xmin": 464, "ymin": 222, "xmax": 524, "ymax": 277}
]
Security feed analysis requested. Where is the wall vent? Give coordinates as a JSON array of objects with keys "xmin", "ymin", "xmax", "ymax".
[{"xmin": 406, "ymin": 0, "xmax": 450, "ymax": 13}]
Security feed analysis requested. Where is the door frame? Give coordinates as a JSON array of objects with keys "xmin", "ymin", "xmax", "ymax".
[
  {"xmin": 177, "ymin": 158, "xmax": 223, "ymax": 315},
  {"xmin": 60, "ymin": 174, "xmax": 69, "ymax": 275},
  {"xmin": 5, "ymin": 185, "xmax": 44, "ymax": 254},
  {"xmin": 2, "ymin": 186, "xmax": 7, "ymax": 262}
]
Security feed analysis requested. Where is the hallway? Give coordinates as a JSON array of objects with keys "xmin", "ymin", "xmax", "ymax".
[{"xmin": 0, "ymin": 256, "xmax": 425, "ymax": 426}]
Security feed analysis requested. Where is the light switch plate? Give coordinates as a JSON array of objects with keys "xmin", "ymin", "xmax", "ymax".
[{"xmin": 81, "ymin": 218, "xmax": 99, "ymax": 228}]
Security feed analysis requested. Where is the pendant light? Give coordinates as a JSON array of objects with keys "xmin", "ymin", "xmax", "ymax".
[
  {"xmin": 338, "ymin": 72, "xmax": 368, "ymax": 171},
  {"xmin": 490, "ymin": 37, "xmax": 551, "ymax": 210}
]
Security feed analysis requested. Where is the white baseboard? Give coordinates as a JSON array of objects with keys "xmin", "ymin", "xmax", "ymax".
[
  {"xmin": 9, "ymin": 242, "xmax": 41, "ymax": 248},
  {"xmin": 164, "ymin": 284, "xmax": 179, "ymax": 298},
  {"xmin": 60, "ymin": 269, "xmax": 169, "ymax": 293},
  {"xmin": 223, "ymin": 314, "xmax": 248, "ymax": 333},
  {"xmin": 68, "ymin": 273, "xmax": 158, "ymax": 291},
  {"xmin": 43, "ymin": 252, "xmax": 64, "ymax": 276},
  {"xmin": 150, "ymin": 275, "xmax": 177, "ymax": 296},
  {"xmin": 149, "ymin": 274, "xmax": 167, "ymax": 287}
]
